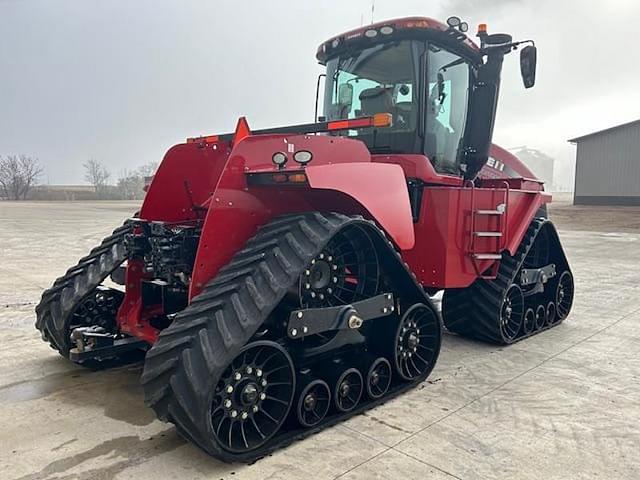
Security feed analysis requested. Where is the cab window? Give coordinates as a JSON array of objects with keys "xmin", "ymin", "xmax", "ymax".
[{"xmin": 425, "ymin": 45, "xmax": 470, "ymax": 174}]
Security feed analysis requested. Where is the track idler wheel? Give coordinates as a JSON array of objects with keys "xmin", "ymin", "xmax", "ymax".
[
  {"xmin": 210, "ymin": 341, "xmax": 295, "ymax": 454},
  {"xmin": 534, "ymin": 304, "xmax": 546, "ymax": 330},
  {"xmin": 394, "ymin": 304, "xmax": 439, "ymax": 380},
  {"xmin": 556, "ymin": 271, "xmax": 574, "ymax": 320},
  {"xmin": 523, "ymin": 308, "xmax": 535, "ymax": 334},
  {"xmin": 333, "ymin": 368, "xmax": 363, "ymax": 413},
  {"xmin": 366, "ymin": 357, "xmax": 392, "ymax": 399},
  {"xmin": 296, "ymin": 379, "xmax": 331, "ymax": 428},
  {"xmin": 500, "ymin": 285, "xmax": 524, "ymax": 342}
]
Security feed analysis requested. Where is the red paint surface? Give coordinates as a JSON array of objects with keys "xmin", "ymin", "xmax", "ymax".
[{"xmin": 118, "ymin": 125, "xmax": 549, "ymax": 344}]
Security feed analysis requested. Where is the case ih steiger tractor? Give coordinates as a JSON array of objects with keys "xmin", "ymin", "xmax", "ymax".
[{"xmin": 35, "ymin": 16, "xmax": 574, "ymax": 461}]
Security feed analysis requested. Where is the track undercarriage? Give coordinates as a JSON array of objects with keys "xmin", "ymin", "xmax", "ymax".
[
  {"xmin": 443, "ymin": 218, "xmax": 574, "ymax": 344},
  {"xmin": 35, "ymin": 211, "xmax": 572, "ymax": 461}
]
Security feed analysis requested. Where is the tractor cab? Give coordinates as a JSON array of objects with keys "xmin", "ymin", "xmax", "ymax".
[{"xmin": 318, "ymin": 16, "xmax": 537, "ymax": 180}]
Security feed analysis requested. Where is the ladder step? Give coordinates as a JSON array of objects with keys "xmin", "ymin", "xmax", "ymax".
[
  {"xmin": 474, "ymin": 231, "xmax": 503, "ymax": 237},
  {"xmin": 475, "ymin": 209, "xmax": 503, "ymax": 215},
  {"xmin": 473, "ymin": 253, "xmax": 502, "ymax": 260}
]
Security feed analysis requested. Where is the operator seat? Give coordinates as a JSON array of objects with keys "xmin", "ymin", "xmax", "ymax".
[{"xmin": 359, "ymin": 87, "xmax": 394, "ymax": 116}]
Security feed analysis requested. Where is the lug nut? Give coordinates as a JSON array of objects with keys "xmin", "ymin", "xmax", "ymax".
[
  {"xmin": 332, "ymin": 265, "xmax": 338, "ymax": 271},
  {"xmin": 333, "ymin": 276, "xmax": 338, "ymax": 283},
  {"xmin": 310, "ymin": 292, "xmax": 316, "ymax": 298},
  {"xmin": 382, "ymin": 307, "xmax": 388, "ymax": 314},
  {"xmin": 305, "ymin": 270, "xmax": 310, "ymax": 276},
  {"xmin": 327, "ymin": 288, "xmax": 332, "ymax": 294},
  {"xmin": 291, "ymin": 328, "xmax": 298, "ymax": 337},
  {"xmin": 226, "ymin": 385, "xmax": 234, "ymax": 394},
  {"xmin": 261, "ymin": 379, "xmax": 267, "ymax": 387},
  {"xmin": 318, "ymin": 293, "xmax": 324, "ymax": 300},
  {"xmin": 256, "ymin": 369, "xmax": 262, "ymax": 377},
  {"xmin": 305, "ymin": 283, "xmax": 311, "ymax": 290},
  {"xmin": 302, "ymin": 326, "xmax": 309, "ymax": 333},
  {"xmin": 234, "ymin": 372, "xmax": 242, "ymax": 381},
  {"xmin": 231, "ymin": 410, "xmax": 238, "ymax": 418},
  {"xmin": 246, "ymin": 366, "xmax": 253, "ymax": 374},
  {"xmin": 311, "ymin": 259, "xmax": 316, "ymax": 265},
  {"xmin": 297, "ymin": 311, "xmax": 303, "ymax": 319},
  {"xmin": 327, "ymin": 256, "xmax": 333, "ymax": 261},
  {"xmin": 253, "ymin": 405, "xmax": 259, "ymax": 413},
  {"xmin": 319, "ymin": 253, "xmax": 325, "ymax": 259},
  {"xmin": 224, "ymin": 399, "xmax": 232, "ymax": 408},
  {"xmin": 260, "ymin": 392, "xmax": 266, "ymax": 400},
  {"xmin": 241, "ymin": 411, "xmax": 248, "ymax": 420}
]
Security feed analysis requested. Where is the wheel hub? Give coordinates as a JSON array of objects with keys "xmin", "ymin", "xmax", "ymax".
[
  {"xmin": 339, "ymin": 381, "xmax": 351, "ymax": 398},
  {"xmin": 303, "ymin": 393, "xmax": 317, "ymax": 411},
  {"xmin": 369, "ymin": 370, "xmax": 380, "ymax": 386},
  {"xmin": 309, "ymin": 261, "xmax": 331, "ymax": 290},
  {"xmin": 240, "ymin": 382, "xmax": 259, "ymax": 406}
]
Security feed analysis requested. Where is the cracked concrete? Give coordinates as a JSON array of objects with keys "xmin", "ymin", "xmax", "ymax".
[{"xmin": 0, "ymin": 200, "xmax": 639, "ymax": 479}]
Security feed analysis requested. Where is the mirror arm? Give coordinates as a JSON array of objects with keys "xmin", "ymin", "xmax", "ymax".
[{"xmin": 314, "ymin": 73, "xmax": 327, "ymax": 122}]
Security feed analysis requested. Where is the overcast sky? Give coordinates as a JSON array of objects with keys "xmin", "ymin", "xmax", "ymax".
[{"xmin": 1, "ymin": 0, "xmax": 639, "ymax": 189}]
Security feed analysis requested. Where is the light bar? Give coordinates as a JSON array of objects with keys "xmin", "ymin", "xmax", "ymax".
[
  {"xmin": 328, "ymin": 113, "xmax": 393, "ymax": 131},
  {"xmin": 186, "ymin": 113, "xmax": 393, "ymax": 145}
]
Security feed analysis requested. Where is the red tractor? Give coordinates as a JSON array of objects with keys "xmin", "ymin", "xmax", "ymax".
[{"xmin": 35, "ymin": 16, "xmax": 574, "ymax": 461}]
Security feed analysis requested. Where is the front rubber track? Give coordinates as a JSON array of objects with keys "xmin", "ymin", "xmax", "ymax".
[
  {"xmin": 35, "ymin": 222, "xmax": 132, "ymax": 357},
  {"xmin": 141, "ymin": 212, "xmax": 436, "ymax": 462},
  {"xmin": 442, "ymin": 218, "xmax": 572, "ymax": 344}
]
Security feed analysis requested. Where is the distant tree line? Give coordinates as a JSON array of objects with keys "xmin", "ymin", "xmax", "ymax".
[
  {"xmin": 0, "ymin": 155, "xmax": 157, "ymax": 201},
  {"xmin": 0, "ymin": 155, "xmax": 43, "ymax": 200},
  {"xmin": 82, "ymin": 158, "xmax": 158, "ymax": 200}
]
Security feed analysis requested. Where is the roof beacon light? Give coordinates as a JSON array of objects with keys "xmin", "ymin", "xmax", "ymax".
[{"xmin": 477, "ymin": 23, "xmax": 488, "ymax": 35}]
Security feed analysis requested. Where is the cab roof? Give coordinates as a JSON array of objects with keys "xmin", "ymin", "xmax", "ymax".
[{"xmin": 316, "ymin": 16, "xmax": 481, "ymax": 64}]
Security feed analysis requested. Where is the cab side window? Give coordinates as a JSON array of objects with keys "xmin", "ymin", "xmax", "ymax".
[{"xmin": 425, "ymin": 45, "xmax": 470, "ymax": 175}]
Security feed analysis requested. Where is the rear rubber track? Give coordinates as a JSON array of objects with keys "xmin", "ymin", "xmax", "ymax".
[
  {"xmin": 443, "ymin": 218, "xmax": 572, "ymax": 344},
  {"xmin": 35, "ymin": 222, "xmax": 132, "ymax": 357},
  {"xmin": 141, "ymin": 212, "xmax": 437, "ymax": 462}
]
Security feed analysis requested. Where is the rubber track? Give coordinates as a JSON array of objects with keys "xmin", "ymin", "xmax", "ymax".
[
  {"xmin": 141, "ymin": 212, "xmax": 437, "ymax": 463},
  {"xmin": 35, "ymin": 222, "xmax": 132, "ymax": 356},
  {"xmin": 442, "ymin": 218, "xmax": 572, "ymax": 344}
]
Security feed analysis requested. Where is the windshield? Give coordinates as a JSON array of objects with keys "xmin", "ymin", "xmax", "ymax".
[{"xmin": 323, "ymin": 40, "xmax": 421, "ymax": 153}]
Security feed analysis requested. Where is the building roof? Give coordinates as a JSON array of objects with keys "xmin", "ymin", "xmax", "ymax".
[{"xmin": 568, "ymin": 118, "xmax": 640, "ymax": 143}]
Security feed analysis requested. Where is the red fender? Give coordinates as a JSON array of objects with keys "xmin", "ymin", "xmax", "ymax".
[{"xmin": 305, "ymin": 163, "xmax": 415, "ymax": 250}]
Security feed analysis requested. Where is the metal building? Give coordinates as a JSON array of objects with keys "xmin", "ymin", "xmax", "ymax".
[{"xmin": 569, "ymin": 119, "xmax": 640, "ymax": 206}]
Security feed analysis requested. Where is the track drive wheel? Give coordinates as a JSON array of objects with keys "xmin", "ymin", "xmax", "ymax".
[{"xmin": 210, "ymin": 341, "xmax": 295, "ymax": 454}]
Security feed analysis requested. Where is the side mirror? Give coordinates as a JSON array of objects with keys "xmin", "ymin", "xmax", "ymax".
[
  {"xmin": 338, "ymin": 83, "xmax": 354, "ymax": 106},
  {"xmin": 520, "ymin": 45, "xmax": 537, "ymax": 89}
]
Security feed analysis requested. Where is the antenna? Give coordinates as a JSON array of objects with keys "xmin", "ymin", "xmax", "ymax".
[{"xmin": 371, "ymin": 0, "xmax": 375, "ymax": 24}]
